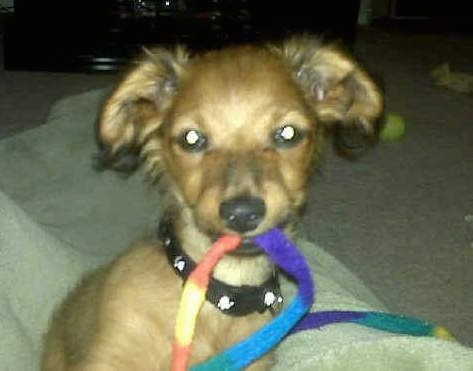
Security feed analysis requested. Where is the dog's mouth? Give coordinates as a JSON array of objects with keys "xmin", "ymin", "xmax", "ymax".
[
  {"xmin": 231, "ymin": 237, "xmax": 264, "ymax": 256},
  {"xmin": 211, "ymin": 218, "xmax": 292, "ymax": 257},
  {"xmin": 208, "ymin": 234, "xmax": 261, "ymax": 256}
]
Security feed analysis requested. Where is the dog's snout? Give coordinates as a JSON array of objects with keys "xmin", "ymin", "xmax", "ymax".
[{"xmin": 219, "ymin": 196, "xmax": 266, "ymax": 233}]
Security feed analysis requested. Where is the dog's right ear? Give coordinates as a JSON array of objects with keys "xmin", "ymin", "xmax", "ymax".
[{"xmin": 95, "ymin": 47, "xmax": 189, "ymax": 173}]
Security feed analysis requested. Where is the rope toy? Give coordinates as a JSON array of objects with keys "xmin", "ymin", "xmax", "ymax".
[
  {"xmin": 172, "ymin": 228, "xmax": 314, "ymax": 371},
  {"xmin": 192, "ymin": 228, "xmax": 315, "ymax": 371},
  {"xmin": 172, "ymin": 234, "xmax": 242, "ymax": 371},
  {"xmin": 172, "ymin": 228, "xmax": 454, "ymax": 371},
  {"xmin": 291, "ymin": 311, "xmax": 454, "ymax": 340}
]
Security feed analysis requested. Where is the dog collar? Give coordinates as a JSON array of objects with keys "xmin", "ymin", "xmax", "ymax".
[{"xmin": 158, "ymin": 218, "xmax": 283, "ymax": 317}]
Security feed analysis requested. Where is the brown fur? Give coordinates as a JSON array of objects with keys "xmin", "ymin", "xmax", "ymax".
[{"xmin": 42, "ymin": 36, "xmax": 383, "ymax": 370}]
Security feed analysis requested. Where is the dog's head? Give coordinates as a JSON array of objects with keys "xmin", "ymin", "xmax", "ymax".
[{"xmin": 97, "ymin": 36, "xmax": 383, "ymax": 239}]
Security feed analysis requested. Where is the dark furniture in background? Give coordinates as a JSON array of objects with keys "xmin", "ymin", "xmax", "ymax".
[
  {"xmin": 4, "ymin": 0, "xmax": 361, "ymax": 72},
  {"xmin": 390, "ymin": 0, "xmax": 473, "ymax": 19},
  {"xmin": 373, "ymin": 0, "xmax": 473, "ymax": 33}
]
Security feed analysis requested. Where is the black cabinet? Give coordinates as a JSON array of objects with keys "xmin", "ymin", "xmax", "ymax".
[{"xmin": 4, "ymin": 0, "xmax": 360, "ymax": 72}]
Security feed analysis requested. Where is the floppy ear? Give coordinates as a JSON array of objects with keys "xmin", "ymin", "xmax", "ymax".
[
  {"xmin": 96, "ymin": 46, "xmax": 189, "ymax": 173},
  {"xmin": 275, "ymin": 36, "xmax": 384, "ymax": 157}
]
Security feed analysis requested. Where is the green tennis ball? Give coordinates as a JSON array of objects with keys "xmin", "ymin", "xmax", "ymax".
[{"xmin": 381, "ymin": 113, "xmax": 406, "ymax": 141}]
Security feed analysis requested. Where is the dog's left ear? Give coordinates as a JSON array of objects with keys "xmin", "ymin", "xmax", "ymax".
[{"xmin": 274, "ymin": 36, "xmax": 384, "ymax": 157}]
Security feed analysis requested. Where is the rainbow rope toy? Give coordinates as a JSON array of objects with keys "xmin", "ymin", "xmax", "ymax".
[
  {"xmin": 172, "ymin": 234, "xmax": 243, "ymax": 371},
  {"xmin": 172, "ymin": 228, "xmax": 454, "ymax": 371}
]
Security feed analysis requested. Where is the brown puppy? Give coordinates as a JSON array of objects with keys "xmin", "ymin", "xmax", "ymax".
[{"xmin": 41, "ymin": 36, "xmax": 383, "ymax": 370}]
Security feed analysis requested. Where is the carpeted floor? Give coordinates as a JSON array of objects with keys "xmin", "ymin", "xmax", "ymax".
[{"xmin": 1, "ymin": 25, "xmax": 472, "ymax": 345}]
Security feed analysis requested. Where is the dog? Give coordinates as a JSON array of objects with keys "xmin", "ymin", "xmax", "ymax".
[{"xmin": 41, "ymin": 35, "xmax": 383, "ymax": 370}]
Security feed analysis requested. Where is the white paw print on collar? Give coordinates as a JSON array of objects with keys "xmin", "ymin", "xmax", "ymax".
[
  {"xmin": 217, "ymin": 295, "xmax": 235, "ymax": 311},
  {"xmin": 264, "ymin": 291, "xmax": 283, "ymax": 307},
  {"xmin": 173, "ymin": 256, "xmax": 186, "ymax": 272}
]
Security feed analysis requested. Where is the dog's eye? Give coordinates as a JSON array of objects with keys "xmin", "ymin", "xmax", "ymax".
[
  {"xmin": 273, "ymin": 124, "xmax": 303, "ymax": 148},
  {"xmin": 178, "ymin": 129, "xmax": 208, "ymax": 152}
]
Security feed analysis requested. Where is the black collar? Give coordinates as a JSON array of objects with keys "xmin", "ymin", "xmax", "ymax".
[{"xmin": 158, "ymin": 218, "xmax": 283, "ymax": 317}]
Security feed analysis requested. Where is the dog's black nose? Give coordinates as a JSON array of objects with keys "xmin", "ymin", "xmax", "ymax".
[{"xmin": 219, "ymin": 196, "xmax": 266, "ymax": 233}]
